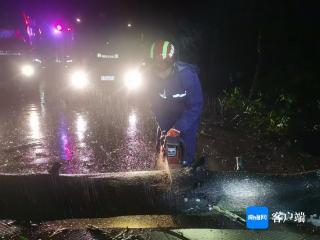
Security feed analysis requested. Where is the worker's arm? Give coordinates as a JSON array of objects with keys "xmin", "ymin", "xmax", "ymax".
[{"xmin": 174, "ymin": 69, "xmax": 203, "ymax": 134}]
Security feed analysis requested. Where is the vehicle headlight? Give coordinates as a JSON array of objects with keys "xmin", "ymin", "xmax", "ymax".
[
  {"xmin": 21, "ymin": 65, "xmax": 35, "ymax": 77},
  {"xmin": 124, "ymin": 69, "xmax": 142, "ymax": 90},
  {"xmin": 70, "ymin": 70, "xmax": 89, "ymax": 89}
]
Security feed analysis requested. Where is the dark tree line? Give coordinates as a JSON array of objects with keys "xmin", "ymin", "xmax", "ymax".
[{"xmin": 166, "ymin": 0, "xmax": 319, "ymax": 153}]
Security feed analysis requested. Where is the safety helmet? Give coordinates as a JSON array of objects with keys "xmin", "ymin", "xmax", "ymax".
[{"xmin": 149, "ymin": 40, "xmax": 176, "ymax": 70}]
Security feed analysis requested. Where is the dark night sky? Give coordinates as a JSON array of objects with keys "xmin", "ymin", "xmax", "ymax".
[{"xmin": 4, "ymin": 0, "xmax": 320, "ymax": 95}]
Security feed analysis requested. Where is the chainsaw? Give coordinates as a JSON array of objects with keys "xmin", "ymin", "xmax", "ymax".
[{"xmin": 163, "ymin": 135, "xmax": 186, "ymax": 166}]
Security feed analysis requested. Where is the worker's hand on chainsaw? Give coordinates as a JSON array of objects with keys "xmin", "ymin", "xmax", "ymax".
[
  {"xmin": 158, "ymin": 131, "xmax": 167, "ymax": 153},
  {"xmin": 166, "ymin": 128, "xmax": 181, "ymax": 137},
  {"xmin": 160, "ymin": 131, "xmax": 166, "ymax": 140}
]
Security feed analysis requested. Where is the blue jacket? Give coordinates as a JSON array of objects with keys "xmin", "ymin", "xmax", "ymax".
[{"xmin": 150, "ymin": 61, "xmax": 203, "ymax": 134}]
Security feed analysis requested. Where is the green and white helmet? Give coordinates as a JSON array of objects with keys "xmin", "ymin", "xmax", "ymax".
[{"xmin": 150, "ymin": 40, "xmax": 176, "ymax": 67}]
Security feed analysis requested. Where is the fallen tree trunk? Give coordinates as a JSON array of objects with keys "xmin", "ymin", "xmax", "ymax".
[
  {"xmin": 0, "ymin": 170, "xmax": 171, "ymax": 220},
  {"xmin": 0, "ymin": 169, "xmax": 320, "ymax": 220}
]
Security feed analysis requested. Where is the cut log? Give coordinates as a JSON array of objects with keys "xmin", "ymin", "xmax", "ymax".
[{"xmin": 0, "ymin": 169, "xmax": 320, "ymax": 220}]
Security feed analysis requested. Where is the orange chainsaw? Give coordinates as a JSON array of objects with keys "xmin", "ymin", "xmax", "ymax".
[{"xmin": 163, "ymin": 135, "xmax": 185, "ymax": 165}]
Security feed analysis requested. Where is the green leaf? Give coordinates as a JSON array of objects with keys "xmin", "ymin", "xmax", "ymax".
[{"xmin": 19, "ymin": 236, "xmax": 29, "ymax": 240}]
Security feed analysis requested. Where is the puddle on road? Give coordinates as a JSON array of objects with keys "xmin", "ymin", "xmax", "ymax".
[{"xmin": 0, "ymin": 82, "xmax": 157, "ymax": 174}]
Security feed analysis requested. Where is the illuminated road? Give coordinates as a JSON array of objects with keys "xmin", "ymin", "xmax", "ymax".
[
  {"xmin": 0, "ymin": 80, "xmax": 157, "ymax": 174},
  {"xmin": 1, "ymin": 81, "xmax": 320, "ymax": 235}
]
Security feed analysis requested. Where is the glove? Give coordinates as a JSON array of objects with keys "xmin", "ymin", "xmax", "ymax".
[
  {"xmin": 166, "ymin": 128, "xmax": 181, "ymax": 137},
  {"xmin": 157, "ymin": 131, "xmax": 167, "ymax": 153},
  {"xmin": 160, "ymin": 131, "xmax": 167, "ymax": 140}
]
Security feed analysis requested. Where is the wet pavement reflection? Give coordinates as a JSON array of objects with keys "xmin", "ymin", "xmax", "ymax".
[{"xmin": 0, "ymin": 81, "xmax": 156, "ymax": 174}]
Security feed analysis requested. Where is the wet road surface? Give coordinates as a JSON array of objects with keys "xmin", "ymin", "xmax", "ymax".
[{"xmin": 0, "ymin": 80, "xmax": 157, "ymax": 174}]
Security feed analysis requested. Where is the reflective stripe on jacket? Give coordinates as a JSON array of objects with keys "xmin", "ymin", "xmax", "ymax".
[{"xmin": 150, "ymin": 61, "xmax": 203, "ymax": 133}]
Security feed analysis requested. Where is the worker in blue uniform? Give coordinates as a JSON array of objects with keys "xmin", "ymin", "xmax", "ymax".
[{"xmin": 147, "ymin": 40, "xmax": 203, "ymax": 166}]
